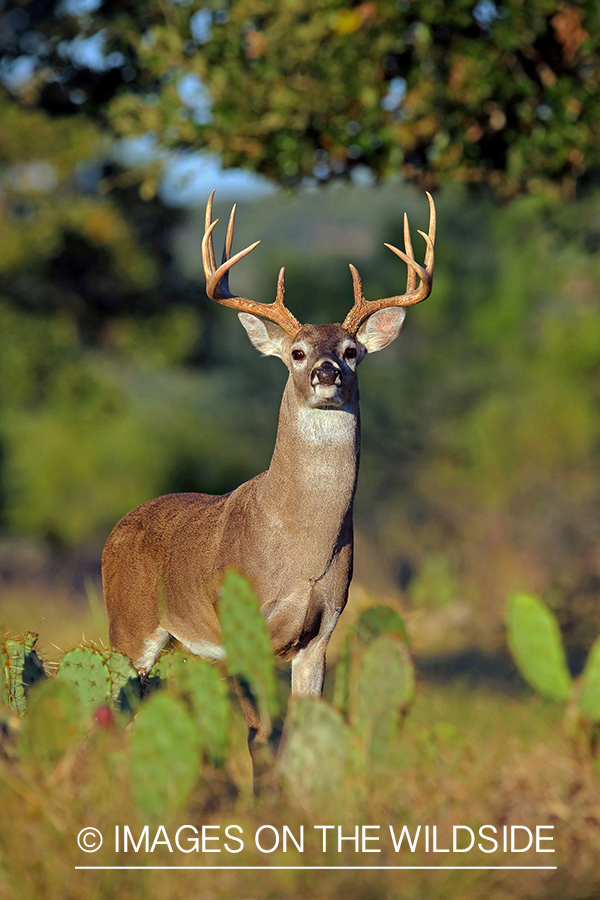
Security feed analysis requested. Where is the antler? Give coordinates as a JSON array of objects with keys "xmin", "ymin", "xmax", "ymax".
[
  {"xmin": 202, "ymin": 190, "xmax": 301, "ymax": 337},
  {"xmin": 342, "ymin": 192, "xmax": 436, "ymax": 335}
]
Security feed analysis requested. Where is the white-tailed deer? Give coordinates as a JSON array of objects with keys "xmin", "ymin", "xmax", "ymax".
[{"xmin": 102, "ymin": 190, "xmax": 435, "ymax": 742}]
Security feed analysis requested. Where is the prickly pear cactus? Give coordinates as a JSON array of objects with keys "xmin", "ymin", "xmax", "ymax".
[
  {"xmin": 354, "ymin": 606, "xmax": 407, "ymax": 643},
  {"xmin": 333, "ymin": 606, "xmax": 409, "ymax": 717},
  {"xmin": 129, "ymin": 692, "xmax": 201, "ymax": 819},
  {"xmin": 170, "ymin": 654, "xmax": 230, "ymax": 766},
  {"xmin": 56, "ymin": 647, "xmax": 111, "ymax": 711},
  {"xmin": 2, "ymin": 633, "xmax": 46, "ymax": 712},
  {"xmin": 218, "ymin": 569, "xmax": 278, "ymax": 729},
  {"xmin": 506, "ymin": 592, "xmax": 572, "ymax": 702},
  {"xmin": 579, "ymin": 636, "xmax": 600, "ymax": 723},
  {"xmin": 103, "ymin": 650, "xmax": 140, "ymax": 708},
  {"xmin": 0, "ymin": 646, "xmax": 6, "ymax": 705},
  {"xmin": 279, "ymin": 698, "xmax": 353, "ymax": 812},
  {"xmin": 333, "ymin": 633, "xmax": 352, "ymax": 714},
  {"xmin": 356, "ymin": 636, "xmax": 414, "ymax": 764},
  {"xmin": 18, "ymin": 679, "xmax": 83, "ymax": 770}
]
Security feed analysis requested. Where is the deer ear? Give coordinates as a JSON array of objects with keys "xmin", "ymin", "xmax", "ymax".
[
  {"xmin": 355, "ymin": 307, "xmax": 406, "ymax": 353},
  {"xmin": 238, "ymin": 312, "xmax": 289, "ymax": 358}
]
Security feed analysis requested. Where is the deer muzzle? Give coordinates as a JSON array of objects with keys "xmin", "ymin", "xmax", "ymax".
[{"xmin": 312, "ymin": 362, "xmax": 341, "ymax": 387}]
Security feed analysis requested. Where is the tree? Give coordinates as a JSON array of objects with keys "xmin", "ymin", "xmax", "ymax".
[{"xmin": 1, "ymin": 0, "xmax": 598, "ymax": 197}]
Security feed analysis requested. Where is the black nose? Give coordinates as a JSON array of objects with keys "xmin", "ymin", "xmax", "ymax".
[{"xmin": 313, "ymin": 362, "xmax": 340, "ymax": 386}]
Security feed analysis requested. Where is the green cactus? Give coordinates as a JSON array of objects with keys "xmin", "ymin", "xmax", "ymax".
[
  {"xmin": 171, "ymin": 654, "xmax": 231, "ymax": 766},
  {"xmin": 218, "ymin": 569, "xmax": 278, "ymax": 730},
  {"xmin": 333, "ymin": 633, "xmax": 352, "ymax": 714},
  {"xmin": 129, "ymin": 692, "xmax": 201, "ymax": 819},
  {"xmin": 279, "ymin": 698, "xmax": 353, "ymax": 811},
  {"xmin": 2, "ymin": 633, "xmax": 46, "ymax": 712},
  {"xmin": 103, "ymin": 650, "xmax": 140, "ymax": 709},
  {"xmin": 151, "ymin": 651, "xmax": 230, "ymax": 765},
  {"xmin": 354, "ymin": 606, "xmax": 407, "ymax": 643},
  {"xmin": 356, "ymin": 636, "xmax": 414, "ymax": 764},
  {"xmin": 506, "ymin": 592, "xmax": 572, "ymax": 702},
  {"xmin": 333, "ymin": 606, "xmax": 409, "ymax": 716},
  {"xmin": 0, "ymin": 647, "xmax": 6, "ymax": 704},
  {"xmin": 18, "ymin": 679, "xmax": 83, "ymax": 770},
  {"xmin": 56, "ymin": 647, "xmax": 112, "ymax": 711},
  {"xmin": 578, "ymin": 636, "xmax": 600, "ymax": 723}
]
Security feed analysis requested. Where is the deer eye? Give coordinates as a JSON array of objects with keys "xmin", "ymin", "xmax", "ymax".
[
  {"xmin": 345, "ymin": 347, "xmax": 357, "ymax": 360},
  {"xmin": 291, "ymin": 349, "xmax": 306, "ymax": 361}
]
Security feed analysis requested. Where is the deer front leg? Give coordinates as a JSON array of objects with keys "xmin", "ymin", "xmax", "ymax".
[{"xmin": 291, "ymin": 604, "xmax": 344, "ymax": 697}]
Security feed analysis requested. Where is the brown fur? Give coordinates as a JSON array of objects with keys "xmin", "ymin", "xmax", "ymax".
[{"xmin": 103, "ymin": 315, "xmax": 405, "ymax": 741}]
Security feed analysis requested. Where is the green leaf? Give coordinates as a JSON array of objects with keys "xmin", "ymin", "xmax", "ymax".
[
  {"xmin": 506, "ymin": 592, "xmax": 572, "ymax": 702},
  {"xmin": 578, "ymin": 637, "xmax": 600, "ymax": 723}
]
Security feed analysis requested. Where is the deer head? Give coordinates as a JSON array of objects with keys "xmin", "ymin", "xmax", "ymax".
[{"xmin": 202, "ymin": 190, "xmax": 436, "ymax": 411}]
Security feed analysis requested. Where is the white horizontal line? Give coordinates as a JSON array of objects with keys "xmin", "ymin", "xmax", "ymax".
[{"xmin": 75, "ymin": 866, "xmax": 558, "ymax": 871}]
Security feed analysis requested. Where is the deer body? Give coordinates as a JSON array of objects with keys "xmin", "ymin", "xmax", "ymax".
[
  {"xmin": 103, "ymin": 192, "xmax": 435, "ymax": 742},
  {"xmin": 104, "ymin": 346, "xmax": 359, "ymax": 696}
]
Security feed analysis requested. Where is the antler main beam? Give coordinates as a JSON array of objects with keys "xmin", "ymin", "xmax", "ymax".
[
  {"xmin": 343, "ymin": 192, "xmax": 436, "ymax": 335},
  {"xmin": 202, "ymin": 190, "xmax": 301, "ymax": 337}
]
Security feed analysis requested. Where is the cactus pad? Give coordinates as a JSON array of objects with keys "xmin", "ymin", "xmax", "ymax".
[
  {"xmin": 103, "ymin": 650, "xmax": 140, "ymax": 708},
  {"xmin": 151, "ymin": 651, "xmax": 230, "ymax": 766},
  {"xmin": 506, "ymin": 592, "xmax": 572, "ymax": 702},
  {"xmin": 56, "ymin": 647, "xmax": 111, "ymax": 710},
  {"xmin": 129, "ymin": 692, "xmax": 201, "ymax": 819},
  {"xmin": 579, "ymin": 636, "xmax": 600, "ymax": 723},
  {"xmin": 218, "ymin": 569, "xmax": 278, "ymax": 729},
  {"xmin": 2, "ymin": 633, "xmax": 46, "ymax": 712},
  {"xmin": 279, "ymin": 699, "xmax": 353, "ymax": 811},
  {"xmin": 18, "ymin": 679, "xmax": 83, "ymax": 770},
  {"xmin": 333, "ymin": 606, "xmax": 409, "ymax": 717},
  {"xmin": 356, "ymin": 636, "xmax": 414, "ymax": 763}
]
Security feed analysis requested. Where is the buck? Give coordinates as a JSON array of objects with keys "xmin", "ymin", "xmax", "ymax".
[{"xmin": 102, "ymin": 190, "xmax": 435, "ymax": 744}]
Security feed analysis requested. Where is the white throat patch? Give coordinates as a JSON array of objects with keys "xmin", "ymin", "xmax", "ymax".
[{"xmin": 296, "ymin": 405, "xmax": 357, "ymax": 444}]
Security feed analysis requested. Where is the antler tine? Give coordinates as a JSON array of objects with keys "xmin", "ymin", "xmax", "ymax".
[
  {"xmin": 223, "ymin": 203, "xmax": 236, "ymax": 264},
  {"xmin": 404, "ymin": 212, "xmax": 416, "ymax": 294},
  {"xmin": 204, "ymin": 189, "xmax": 217, "ymax": 274},
  {"xmin": 342, "ymin": 192, "xmax": 436, "ymax": 335},
  {"xmin": 202, "ymin": 191, "xmax": 302, "ymax": 337}
]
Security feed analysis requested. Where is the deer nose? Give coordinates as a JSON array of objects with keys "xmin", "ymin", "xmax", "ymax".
[{"xmin": 312, "ymin": 361, "xmax": 341, "ymax": 386}]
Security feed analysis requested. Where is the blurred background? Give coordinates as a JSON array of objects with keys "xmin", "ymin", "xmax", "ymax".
[{"xmin": 0, "ymin": 0, "xmax": 598, "ymax": 673}]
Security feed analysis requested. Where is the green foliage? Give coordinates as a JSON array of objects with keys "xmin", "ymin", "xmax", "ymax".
[
  {"xmin": 1, "ymin": 633, "xmax": 46, "ymax": 713},
  {"xmin": 168, "ymin": 654, "xmax": 230, "ymax": 766},
  {"xmin": 408, "ymin": 555, "xmax": 458, "ymax": 609},
  {"xmin": 578, "ymin": 638, "xmax": 600, "ymax": 724},
  {"xmin": 353, "ymin": 606, "xmax": 407, "ymax": 643},
  {"xmin": 56, "ymin": 647, "xmax": 112, "ymax": 710},
  {"xmin": 333, "ymin": 605, "xmax": 409, "ymax": 717},
  {"xmin": 18, "ymin": 679, "xmax": 83, "ymax": 771},
  {"xmin": 356, "ymin": 637, "xmax": 414, "ymax": 765},
  {"xmin": 102, "ymin": 650, "xmax": 140, "ymax": 707},
  {"xmin": 7, "ymin": 1, "xmax": 600, "ymax": 196},
  {"xmin": 56, "ymin": 646, "xmax": 141, "ymax": 712},
  {"xmin": 506, "ymin": 592, "xmax": 572, "ymax": 702},
  {"xmin": 279, "ymin": 699, "xmax": 354, "ymax": 811},
  {"xmin": 218, "ymin": 569, "xmax": 279, "ymax": 730},
  {"xmin": 151, "ymin": 651, "xmax": 230, "ymax": 766},
  {"xmin": 128, "ymin": 692, "xmax": 201, "ymax": 819}
]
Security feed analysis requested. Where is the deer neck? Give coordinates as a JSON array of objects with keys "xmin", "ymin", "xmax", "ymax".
[{"xmin": 260, "ymin": 379, "xmax": 360, "ymax": 521}]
